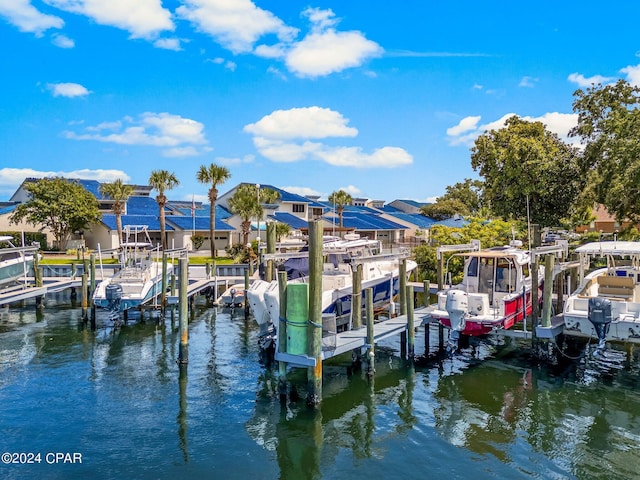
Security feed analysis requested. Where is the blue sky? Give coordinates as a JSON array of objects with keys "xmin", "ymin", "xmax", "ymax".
[{"xmin": 1, "ymin": 1, "xmax": 639, "ymax": 204}]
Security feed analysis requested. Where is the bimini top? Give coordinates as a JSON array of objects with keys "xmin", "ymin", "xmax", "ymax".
[
  {"xmin": 575, "ymin": 241, "xmax": 640, "ymax": 256},
  {"xmin": 457, "ymin": 245, "xmax": 531, "ymax": 263}
]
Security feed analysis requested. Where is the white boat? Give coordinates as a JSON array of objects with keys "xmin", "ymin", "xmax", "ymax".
[
  {"xmin": 563, "ymin": 241, "xmax": 640, "ymax": 348},
  {"xmin": 0, "ymin": 236, "xmax": 36, "ymax": 288},
  {"xmin": 426, "ymin": 240, "xmax": 543, "ymax": 349},
  {"xmin": 246, "ymin": 235, "xmax": 417, "ymax": 344},
  {"xmin": 216, "ymin": 283, "xmax": 246, "ymax": 307},
  {"xmin": 92, "ymin": 226, "xmax": 169, "ymax": 315}
]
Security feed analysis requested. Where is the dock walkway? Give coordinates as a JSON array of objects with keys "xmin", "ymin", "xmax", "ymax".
[{"xmin": 275, "ymin": 306, "xmax": 432, "ymax": 367}]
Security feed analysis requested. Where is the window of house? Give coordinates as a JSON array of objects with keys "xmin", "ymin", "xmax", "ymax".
[{"xmin": 293, "ymin": 204, "xmax": 305, "ymax": 213}]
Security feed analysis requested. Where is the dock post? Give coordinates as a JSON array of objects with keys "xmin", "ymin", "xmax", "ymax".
[
  {"xmin": 407, "ymin": 285, "xmax": 415, "ymax": 360},
  {"xmin": 161, "ymin": 253, "xmax": 168, "ymax": 315},
  {"xmin": 555, "ymin": 249, "xmax": 565, "ymax": 314},
  {"xmin": 33, "ymin": 249, "xmax": 43, "ymax": 287},
  {"xmin": 399, "ymin": 259, "xmax": 407, "ymax": 358},
  {"xmin": 178, "ymin": 258, "xmax": 189, "ymax": 365},
  {"xmin": 81, "ymin": 272, "xmax": 88, "ymax": 323},
  {"xmin": 277, "ymin": 270, "xmax": 288, "ymax": 402},
  {"xmin": 90, "ymin": 253, "xmax": 96, "ymax": 329},
  {"xmin": 352, "ymin": 263, "xmax": 362, "ymax": 330},
  {"xmin": 307, "ymin": 221, "xmax": 323, "ymax": 407},
  {"xmin": 170, "ymin": 272, "xmax": 177, "ymax": 323},
  {"xmin": 422, "ymin": 280, "xmax": 430, "ymax": 306},
  {"xmin": 267, "ymin": 222, "xmax": 276, "ymax": 281},
  {"xmin": 531, "ymin": 255, "xmax": 539, "ymax": 329},
  {"xmin": 244, "ymin": 269, "xmax": 250, "ymax": 318},
  {"xmin": 365, "ymin": 287, "xmax": 375, "ymax": 378},
  {"xmin": 541, "ymin": 255, "xmax": 554, "ymax": 328}
]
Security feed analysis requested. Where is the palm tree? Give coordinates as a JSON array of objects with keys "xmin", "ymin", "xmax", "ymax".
[
  {"xmin": 228, "ymin": 184, "xmax": 279, "ymax": 246},
  {"xmin": 196, "ymin": 163, "xmax": 231, "ymax": 259},
  {"xmin": 228, "ymin": 184, "xmax": 262, "ymax": 247},
  {"xmin": 328, "ymin": 189, "xmax": 353, "ymax": 236},
  {"xmin": 100, "ymin": 179, "xmax": 134, "ymax": 246},
  {"xmin": 149, "ymin": 170, "xmax": 179, "ymax": 250}
]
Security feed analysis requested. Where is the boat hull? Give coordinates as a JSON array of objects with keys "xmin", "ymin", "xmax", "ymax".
[{"xmin": 93, "ymin": 263, "xmax": 170, "ymax": 312}]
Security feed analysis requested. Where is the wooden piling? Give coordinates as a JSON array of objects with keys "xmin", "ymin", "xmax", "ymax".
[
  {"xmin": 90, "ymin": 253, "xmax": 96, "ymax": 329},
  {"xmin": 307, "ymin": 221, "xmax": 323, "ymax": 406},
  {"xmin": 365, "ymin": 288, "xmax": 375, "ymax": 377},
  {"xmin": 161, "ymin": 253, "xmax": 168, "ymax": 313},
  {"xmin": 352, "ymin": 263, "xmax": 362, "ymax": 330},
  {"xmin": 178, "ymin": 257, "xmax": 189, "ymax": 364},
  {"xmin": 407, "ymin": 285, "xmax": 415, "ymax": 360},
  {"xmin": 531, "ymin": 256, "xmax": 539, "ymax": 327},
  {"xmin": 277, "ymin": 270, "xmax": 288, "ymax": 402},
  {"xmin": 399, "ymin": 259, "xmax": 407, "ymax": 358},
  {"xmin": 541, "ymin": 254, "xmax": 555, "ymax": 328},
  {"xmin": 81, "ymin": 272, "xmax": 88, "ymax": 322},
  {"xmin": 244, "ymin": 269, "xmax": 250, "ymax": 317}
]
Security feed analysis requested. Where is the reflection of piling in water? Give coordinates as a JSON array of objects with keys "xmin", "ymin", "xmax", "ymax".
[
  {"xmin": 178, "ymin": 258, "xmax": 189, "ymax": 365},
  {"xmin": 177, "ymin": 364, "xmax": 188, "ymax": 463}
]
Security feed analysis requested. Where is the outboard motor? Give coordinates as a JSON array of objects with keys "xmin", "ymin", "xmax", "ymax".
[
  {"xmin": 445, "ymin": 289, "xmax": 469, "ymax": 351},
  {"xmin": 229, "ymin": 288, "xmax": 237, "ymax": 307},
  {"xmin": 588, "ymin": 297, "xmax": 612, "ymax": 352},
  {"xmin": 105, "ymin": 283, "xmax": 123, "ymax": 319}
]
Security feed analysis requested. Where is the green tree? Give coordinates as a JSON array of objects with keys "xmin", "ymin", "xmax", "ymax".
[
  {"xmin": 570, "ymin": 79, "xmax": 640, "ymax": 223},
  {"xmin": 275, "ymin": 222, "xmax": 291, "ymax": 241},
  {"xmin": 328, "ymin": 189, "xmax": 353, "ymax": 234},
  {"xmin": 413, "ymin": 217, "xmax": 523, "ymax": 283},
  {"xmin": 228, "ymin": 184, "xmax": 279, "ymax": 246},
  {"xmin": 196, "ymin": 163, "xmax": 231, "ymax": 259},
  {"xmin": 422, "ymin": 180, "xmax": 484, "ymax": 220},
  {"xmin": 10, "ymin": 177, "xmax": 101, "ymax": 250},
  {"xmin": 99, "ymin": 179, "xmax": 134, "ymax": 245},
  {"xmin": 149, "ymin": 170, "xmax": 179, "ymax": 250},
  {"xmin": 471, "ymin": 115, "xmax": 584, "ymax": 227}
]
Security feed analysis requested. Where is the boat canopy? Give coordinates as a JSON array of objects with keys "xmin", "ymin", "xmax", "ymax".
[{"xmin": 575, "ymin": 241, "xmax": 640, "ymax": 256}]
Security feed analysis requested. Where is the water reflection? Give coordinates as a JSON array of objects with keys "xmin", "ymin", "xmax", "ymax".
[{"xmin": 3, "ymin": 292, "xmax": 640, "ymax": 479}]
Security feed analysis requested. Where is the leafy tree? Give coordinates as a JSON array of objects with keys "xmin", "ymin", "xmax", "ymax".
[
  {"xmin": 570, "ymin": 79, "xmax": 640, "ymax": 223},
  {"xmin": 100, "ymin": 179, "xmax": 134, "ymax": 245},
  {"xmin": 423, "ymin": 178, "xmax": 484, "ymax": 219},
  {"xmin": 413, "ymin": 217, "xmax": 523, "ymax": 283},
  {"xmin": 228, "ymin": 184, "xmax": 279, "ymax": 246},
  {"xmin": 10, "ymin": 177, "xmax": 101, "ymax": 250},
  {"xmin": 421, "ymin": 198, "xmax": 469, "ymax": 220},
  {"xmin": 328, "ymin": 189, "xmax": 353, "ymax": 234},
  {"xmin": 196, "ymin": 163, "xmax": 231, "ymax": 259},
  {"xmin": 149, "ymin": 170, "xmax": 179, "ymax": 250},
  {"xmin": 471, "ymin": 115, "xmax": 585, "ymax": 227}
]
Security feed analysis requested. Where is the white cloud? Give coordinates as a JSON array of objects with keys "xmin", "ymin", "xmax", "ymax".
[
  {"xmin": 51, "ymin": 33, "xmax": 74, "ymax": 48},
  {"xmin": 339, "ymin": 185, "xmax": 361, "ymax": 196},
  {"xmin": 244, "ymin": 106, "xmax": 358, "ymax": 139},
  {"xmin": 176, "ymin": 0, "xmax": 297, "ymax": 54},
  {"xmin": 446, "ymin": 112, "xmax": 580, "ymax": 147},
  {"xmin": 0, "ymin": 167, "xmax": 130, "ymax": 196},
  {"xmin": 519, "ymin": 76, "xmax": 538, "ymax": 88},
  {"xmin": 315, "ymin": 146, "xmax": 412, "ymax": 168},
  {"xmin": 245, "ymin": 106, "xmax": 413, "ymax": 168},
  {"xmin": 568, "ymin": 72, "xmax": 615, "ymax": 87},
  {"xmin": 279, "ymin": 186, "xmax": 321, "ymax": 198},
  {"xmin": 217, "ymin": 154, "xmax": 255, "ymax": 166},
  {"xmin": 47, "ymin": 82, "xmax": 90, "ymax": 97},
  {"xmin": 45, "ymin": 0, "xmax": 173, "ymax": 39},
  {"xmin": 446, "ymin": 116, "xmax": 480, "ymax": 136},
  {"xmin": 284, "ymin": 8, "xmax": 382, "ymax": 78},
  {"xmin": 0, "ymin": 0, "xmax": 64, "ymax": 36},
  {"xmin": 63, "ymin": 112, "xmax": 210, "ymax": 156},
  {"xmin": 154, "ymin": 37, "xmax": 182, "ymax": 51},
  {"xmin": 621, "ymin": 64, "xmax": 640, "ymax": 87}
]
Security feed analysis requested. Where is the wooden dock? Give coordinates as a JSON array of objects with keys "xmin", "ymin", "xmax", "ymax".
[
  {"xmin": 0, "ymin": 277, "xmax": 82, "ymax": 305},
  {"xmin": 275, "ymin": 306, "xmax": 432, "ymax": 367}
]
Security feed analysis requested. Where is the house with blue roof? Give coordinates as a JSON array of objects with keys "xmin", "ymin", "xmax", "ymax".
[{"xmin": 2, "ymin": 177, "xmax": 466, "ymax": 251}]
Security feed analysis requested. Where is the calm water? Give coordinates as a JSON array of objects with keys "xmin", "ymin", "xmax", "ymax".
[{"xmin": 1, "ymin": 291, "xmax": 640, "ymax": 480}]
